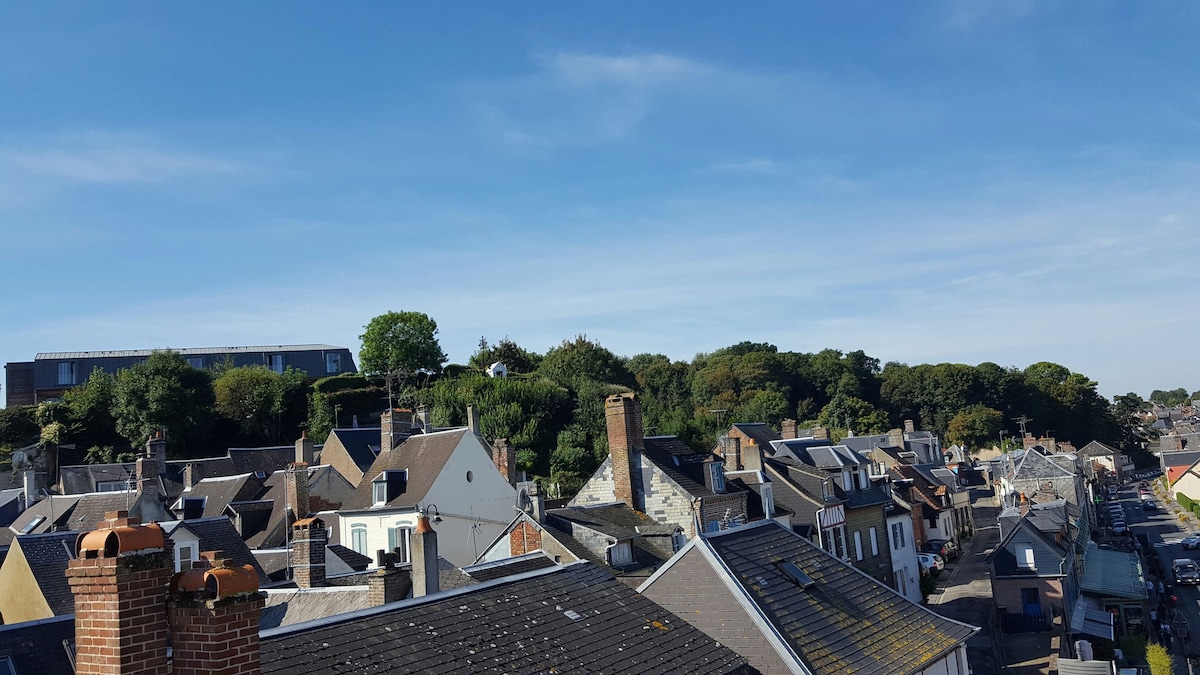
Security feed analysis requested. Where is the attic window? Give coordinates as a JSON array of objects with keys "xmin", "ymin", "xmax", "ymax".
[
  {"xmin": 709, "ymin": 463, "xmax": 726, "ymax": 493},
  {"xmin": 778, "ymin": 561, "xmax": 817, "ymax": 589},
  {"xmin": 373, "ymin": 469, "xmax": 408, "ymax": 506},
  {"xmin": 610, "ymin": 541, "xmax": 634, "ymax": 565},
  {"xmin": 1017, "ymin": 543, "xmax": 1035, "ymax": 569},
  {"xmin": 254, "ymin": 470, "xmax": 267, "ymax": 480}
]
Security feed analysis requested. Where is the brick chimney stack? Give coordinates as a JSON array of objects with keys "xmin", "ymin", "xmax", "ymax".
[
  {"xmin": 411, "ymin": 512, "xmax": 439, "ymax": 598},
  {"xmin": 782, "ymin": 419, "xmax": 798, "ymax": 440},
  {"xmin": 604, "ymin": 393, "xmax": 643, "ymax": 510},
  {"xmin": 904, "ymin": 419, "xmax": 915, "ymax": 434},
  {"xmin": 492, "ymin": 438, "xmax": 516, "ymax": 485},
  {"xmin": 380, "ymin": 408, "xmax": 415, "ymax": 453},
  {"xmin": 66, "ymin": 511, "xmax": 172, "ymax": 675},
  {"xmin": 285, "ymin": 462, "xmax": 310, "ymax": 520},
  {"xmin": 367, "ymin": 550, "xmax": 410, "ymax": 605},
  {"xmin": 813, "ymin": 427, "xmax": 829, "ymax": 442},
  {"xmin": 725, "ymin": 436, "xmax": 743, "ymax": 471},
  {"xmin": 295, "ymin": 431, "xmax": 315, "ymax": 465},
  {"xmin": 146, "ymin": 431, "xmax": 167, "ymax": 476},
  {"xmin": 291, "ymin": 516, "xmax": 326, "ymax": 589},
  {"xmin": 168, "ymin": 550, "xmax": 265, "ymax": 675}
]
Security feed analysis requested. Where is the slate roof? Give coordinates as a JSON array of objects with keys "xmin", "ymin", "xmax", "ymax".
[
  {"xmin": 13, "ymin": 530, "xmax": 80, "ymax": 616},
  {"xmin": 327, "ymin": 428, "xmax": 384, "ymax": 473},
  {"xmin": 38, "ymin": 344, "xmax": 348, "ymax": 359},
  {"xmin": 729, "ymin": 423, "xmax": 781, "ymax": 449},
  {"xmin": 0, "ymin": 614, "xmax": 76, "ymax": 675},
  {"xmin": 163, "ymin": 517, "xmax": 270, "ymax": 585},
  {"xmin": 1079, "ymin": 440, "xmax": 1120, "ymax": 458},
  {"xmin": 1013, "ymin": 449, "xmax": 1075, "ymax": 480},
  {"xmin": 11, "ymin": 492, "xmax": 148, "ymax": 535},
  {"xmin": 328, "ymin": 544, "xmax": 372, "ymax": 571},
  {"xmin": 178, "ymin": 473, "xmax": 265, "ymax": 519},
  {"xmin": 542, "ymin": 503, "xmax": 680, "ymax": 573},
  {"xmin": 228, "ymin": 446, "xmax": 305, "ymax": 476},
  {"xmin": 642, "ymin": 436, "xmax": 719, "ymax": 498},
  {"xmin": 891, "ymin": 465, "xmax": 953, "ymax": 513},
  {"xmin": 659, "ymin": 521, "xmax": 977, "ymax": 675},
  {"xmin": 775, "ymin": 440, "xmax": 869, "ymax": 470},
  {"xmin": 1079, "ymin": 546, "xmax": 1147, "ymax": 600},
  {"xmin": 462, "ymin": 551, "xmax": 558, "ymax": 582},
  {"xmin": 345, "ymin": 429, "xmax": 467, "ymax": 510},
  {"xmin": 986, "ymin": 516, "xmax": 1069, "ymax": 578},
  {"xmin": 261, "ymin": 586, "xmax": 374, "ymax": 630},
  {"xmin": 259, "ymin": 562, "xmax": 752, "ymax": 675}
]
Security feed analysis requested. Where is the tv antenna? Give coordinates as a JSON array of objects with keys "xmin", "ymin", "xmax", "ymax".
[{"xmin": 1012, "ymin": 415, "xmax": 1032, "ymax": 438}]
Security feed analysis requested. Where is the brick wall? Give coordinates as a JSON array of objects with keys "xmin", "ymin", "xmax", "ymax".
[
  {"xmin": 605, "ymin": 393, "xmax": 644, "ymax": 509},
  {"xmin": 509, "ymin": 521, "xmax": 543, "ymax": 556},
  {"xmin": 168, "ymin": 594, "xmax": 265, "ymax": 675},
  {"xmin": 291, "ymin": 518, "xmax": 326, "ymax": 589},
  {"xmin": 992, "ymin": 577, "xmax": 1064, "ymax": 615},
  {"xmin": 68, "ymin": 557, "xmax": 173, "ymax": 675}
]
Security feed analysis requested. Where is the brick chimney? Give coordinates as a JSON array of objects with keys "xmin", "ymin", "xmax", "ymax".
[
  {"xmin": 146, "ymin": 431, "xmax": 167, "ymax": 476},
  {"xmin": 285, "ymin": 461, "xmax": 310, "ymax": 520},
  {"xmin": 132, "ymin": 446, "xmax": 168, "ymax": 523},
  {"xmin": 509, "ymin": 517, "xmax": 543, "ymax": 556},
  {"xmin": 168, "ymin": 550, "xmax": 265, "ymax": 675},
  {"xmin": 295, "ymin": 431, "xmax": 315, "ymax": 465},
  {"xmin": 812, "ymin": 426, "xmax": 829, "ymax": 442},
  {"xmin": 467, "ymin": 404, "xmax": 483, "ymax": 436},
  {"xmin": 492, "ymin": 438, "xmax": 516, "ymax": 485},
  {"xmin": 67, "ymin": 511, "xmax": 172, "ymax": 675},
  {"xmin": 290, "ymin": 516, "xmax": 326, "ymax": 589},
  {"xmin": 183, "ymin": 463, "xmax": 197, "ymax": 490},
  {"xmin": 903, "ymin": 419, "xmax": 915, "ymax": 434},
  {"xmin": 411, "ymin": 512, "xmax": 439, "ymax": 598},
  {"xmin": 604, "ymin": 393, "xmax": 643, "ymax": 509},
  {"xmin": 782, "ymin": 419, "xmax": 798, "ymax": 440},
  {"xmin": 380, "ymin": 408, "xmax": 415, "ymax": 453},
  {"xmin": 367, "ymin": 550, "xmax": 410, "ymax": 605}
]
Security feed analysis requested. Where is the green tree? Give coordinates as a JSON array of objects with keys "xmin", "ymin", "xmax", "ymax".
[
  {"xmin": 1146, "ymin": 641, "xmax": 1173, "ymax": 675},
  {"xmin": 358, "ymin": 311, "xmax": 448, "ymax": 377},
  {"xmin": 946, "ymin": 405, "xmax": 1004, "ymax": 452},
  {"xmin": 62, "ymin": 367, "xmax": 123, "ymax": 455},
  {"xmin": 0, "ymin": 406, "xmax": 39, "ymax": 449},
  {"xmin": 469, "ymin": 337, "xmax": 542, "ymax": 374},
  {"xmin": 112, "ymin": 351, "xmax": 215, "ymax": 452},
  {"xmin": 1150, "ymin": 388, "xmax": 1191, "ymax": 406},
  {"xmin": 1112, "ymin": 392, "xmax": 1146, "ymax": 421},
  {"xmin": 537, "ymin": 335, "xmax": 633, "ymax": 389},
  {"xmin": 817, "ymin": 394, "xmax": 889, "ymax": 435},
  {"xmin": 213, "ymin": 365, "xmax": 309, "ymax": 444}
]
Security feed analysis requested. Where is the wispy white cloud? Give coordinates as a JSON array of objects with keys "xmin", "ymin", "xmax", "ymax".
[
  {"xmin": 705, "ymin": 158, "xmax": 781, "ymax": 174},
  {"xmin": 943, "ymin": 0, "xmax": 1037, "ymax": 31},
  {"xmin": 544, "ymin": 53, "xmax": 706, "ymax": 88},
  {"xmin": 1, "ymin": 132, "xmax": 254, "ymax": 184}
]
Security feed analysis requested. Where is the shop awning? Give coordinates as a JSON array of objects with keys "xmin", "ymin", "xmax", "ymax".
[{"xmin": 1070, "ymin": 595, "xmax": 1115, "ymax": 641}]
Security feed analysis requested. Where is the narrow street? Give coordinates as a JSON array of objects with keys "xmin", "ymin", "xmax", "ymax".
[{"xmin": 927, "ymin": 486, "xmax": 1004, "ymax": 675}]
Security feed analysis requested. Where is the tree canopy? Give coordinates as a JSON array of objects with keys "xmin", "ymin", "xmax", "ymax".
[
  {"xmin": 111, "ymin": 351, "xmax": 215, "ymax": 452},
  {"xmin": 358, "ymin": 311, "xmax": 448, "ymax": 377}
]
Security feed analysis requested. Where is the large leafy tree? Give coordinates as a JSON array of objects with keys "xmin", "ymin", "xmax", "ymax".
[
  {"xmin": 213, "ymin": 365, "xmax": 309, "ymax": 444},
  {"xmin": 112, "ymin": 351, "xmax": 215, "ymax": 452},
  {"xmin": 946, "ymin": 405, "xmax": 1004, "ymax": 452},
  {"xmin": 0, "ymin": 405, "xmax": 39, "ymax": 450},
  {"xmin": 358, "ymin": 311, "xmax": 448, "ymax": 377},
  {"xmin": 62, "ymin": 367, "xmax": 124, "ymax": 458},
  {"xmin": 1150, "ymin": 388, "xmax": 1191, "ymax": 406},
  {"xmin": 537, "ymin": 335, "xmax": 633, "ymax": 390},
  {"xmin": 469, "ymin": 337, "xmax": 542, "ymax": 374}
]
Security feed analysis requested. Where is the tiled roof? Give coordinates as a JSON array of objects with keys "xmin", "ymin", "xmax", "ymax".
[
  {"xmin": 328, "ymin": 544, "xmax": 372, "ymax": 571},
  {"xmin": 14, "ymin": 531, "xmax": 80, "ymax": 616},
  {"xmin": 729, "ymin": 423, "xmax": 781, "ymax": 449},
  {"xmin": 1013, "ymin": 450, "xmax": 1075, "ymax": 480},
  {"xmin": 261, "ymin": 587, "xmax": 374, "ymax": 630},
  {"xmin": 642, "ymin": 436, "xmax": 719, "ymax": 498},
  {"xmin": 775, "ymin": 441, "xmax": 868, "ymax": 469},
  {"xmin": 0, "ymin": 614, "xmax": 76, "ymax": 675},
  {"xmin": 1079, "ymin": 546, "xmax": 1147, "ymax": 600},
  {"xmin": 892, "ymin": 465, "xmax": 952, "ymax": 513},
  {"xmin": 179, "ymin": 473, "xmax": 265, "ymax": 519},
  {"xmin": 543, "ymin": 504, "xmax": 679, "ymax": 573},
  {"xmin": 345, "ymin": 429, "xmax": 467, "ymax": 510},
  {"xmin": 228, "ymin": 446, "xmax": 300, "ymax": 476},
  {"xmin": 689, "ymin": 521, "xmax": 978, "ymax": 674},
  {"xmin": 259, "ymin": 562, "xmax": 752, "ymax": 675}
]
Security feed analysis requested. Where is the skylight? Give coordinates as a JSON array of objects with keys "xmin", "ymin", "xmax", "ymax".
[
  {"xmin": 20, "ymin": 515, "xmax": 46, "ymax": 534},
  {"xmin": 779, "ymin": 561, "xmax": 817, "ymax": 590}
]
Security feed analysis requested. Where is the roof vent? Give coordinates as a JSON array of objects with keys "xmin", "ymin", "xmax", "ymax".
[
  {"xmin": 779, "ymin": 561, "xmax": 817, "ymax": 590},
  {"xmin": 564, "ymin": 610, "xmax": 583, "ymax": 621}
]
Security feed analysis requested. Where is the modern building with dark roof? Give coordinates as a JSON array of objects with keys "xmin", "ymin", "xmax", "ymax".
[
  {"xmin": 259, "ymin": 561, "xmax": 754, "ymax": 675},
  {"xmin": 5, "ymin": 344, "xmax": 356, "ymax": 406},
  {"xmin": 640, "ymin": 519, "xmax": 978, "ymax": 675}
]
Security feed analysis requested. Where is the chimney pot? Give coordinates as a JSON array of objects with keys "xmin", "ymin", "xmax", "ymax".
[{"xmin": 411, "ymin": 514, "xmax": 439, "ymax": 597}]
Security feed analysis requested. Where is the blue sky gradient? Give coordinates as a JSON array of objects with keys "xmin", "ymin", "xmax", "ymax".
[{"xmin": 3, "ymin": 2, "xmax": 1198, "ymax": 399}]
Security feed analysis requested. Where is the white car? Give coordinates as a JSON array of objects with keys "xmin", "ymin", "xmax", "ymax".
[
  {"xmin": 1182, "ymin": 535, "xmax": 1200, "ymax": 550},
  {"xmin": 1112, "ymin": 521, "xmax": 1129, "ymax": 535},
  {"xmin": 917, "ymin": 553, "xmax": 945, "ymax": 575}
]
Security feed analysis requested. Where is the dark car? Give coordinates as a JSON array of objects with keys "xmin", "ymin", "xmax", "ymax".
[{"xmin": 923, "ymin": 539, "xmax": 960, "ymax": 561}]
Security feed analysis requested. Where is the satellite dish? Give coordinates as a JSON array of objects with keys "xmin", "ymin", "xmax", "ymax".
[{"xmin": 10, "ymin": 451, "xmax": 28, "ymax": 471}]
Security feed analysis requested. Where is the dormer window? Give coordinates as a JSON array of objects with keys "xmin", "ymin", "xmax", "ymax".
[
  {"xmin": 372, "ymin": 469, "xmax": 408, "ymax": 506},
  {"xmin": 709, "ymin": 463, "xmax": 726, "ymax": 494},
  {"xmin": 610, "ymin": 540, "xmax": 634, "ymax": 566},
  {"xmin": 761, "ymin": 484, "xmax": 774, "ymax": 518}
]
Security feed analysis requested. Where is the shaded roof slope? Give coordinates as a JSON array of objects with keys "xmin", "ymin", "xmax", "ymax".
[
  {"xmin": 260, "ymin": 562, "xmax": 752, "ymax": 675},
  {"xmin": 14, "ymin": 530, "xmax": 80, "ymax": 616},
  {"xmin": 345, "ymin": 429, "xmax": 467, "ymax": 510},
  {"xmin": 642, "ymin": 436, "xmax": 719, "ymax": 498},
  {"xmin": 699, "ymin": 521, "xmax": 977, "ymax": 674},
  {"xmin": 164, "ymin": 517, "xmax": 270, "ymax": 585},
  {"xmin": 0, "ymin": 614, "xmax": 76, "ymax": 675}
]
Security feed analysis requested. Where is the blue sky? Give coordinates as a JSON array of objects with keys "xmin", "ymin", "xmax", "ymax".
[{"xmin": 2, "ymin": 2, "xmax": 1198, "ymax": 400}]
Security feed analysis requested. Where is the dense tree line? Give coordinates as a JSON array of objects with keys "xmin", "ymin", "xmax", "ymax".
[{"xmin": 0, "ymin": 310, "xmax": 1139, "ymax": 495}]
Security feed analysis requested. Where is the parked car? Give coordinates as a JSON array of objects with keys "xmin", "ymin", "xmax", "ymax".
[
  {"xmin": 1143, "ymin": 500, "xmax": 1158, "ymax": 511},
  {"xmin": 922, "ymin": 539, "xmax": 961, "ymax": 561},
  {"xmin": 917, "ymin": 553, "xmax": 945, "ymax": 576},
  {"xmin": 1112, "ymin": 521, "xmax": 1128, "ymax": 535},
  {"xmin": 1174, "ymin": 559, "xmax": 1200, "ymax": 585},
  {"xmin": 1181, "ymin": 535, "xmax": 1200, "ymax": 550}
]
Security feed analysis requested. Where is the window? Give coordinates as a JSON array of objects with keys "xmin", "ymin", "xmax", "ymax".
[
  {"xmin": 611, "ymin": 541, "xmax": 633, "ymax": 565},
  {"xmin": 350, "ymin": 525, "xmax": 368, "ymax": 556},
  {"xmin": 853, "ymin": 531, "xmax": 863, "ymax": 561},
  {"xmin": 57, "ymin": 361, "xmax": 77, "ymax": 385},
  {"xmin": 96, "ymin": 480, "xmax": 129, "ymax": 492},
  {"xmin": 869, "ymin": 527, "xmax": 879, "ymax": 557},
  {"xmin": 709, "ymin": 463, "xmax": 725, "ymax": 493},
  {"xmin": 19, "ymin": 516, "xmax": 46, "ymax": 534},
  {"xmin": 373, "ymin": 480, "xmax": 388, "ymax": 506},
  {"xmin": 851, "ymin": 472, "xmax": 862, "ymax": 491},
  {"xmin": 175, "ymin": 545, "xmax": 197, "ymax": 573},
  {"xmin": 268, "ymin": 354, "xmax": 284, "ymax": 374},
  {"xmin": 761, "ymin": 484, "xmax": 774, "ymax": 518},
  {"xmin": 1017, "ymin": 543, "xmax": 1035, "ymax": 569},
  {"xmin": 891, "ymin": 522, "xmax": 906, "ymax": 549},
  {"xmin": 186, "ymin": 356, "xmax": 204, "ymax": 369},
  {"xmin": 672, "ymin": 531, "xmax": 687, "ymax": 552},
  {"xmin": 388, "ymin": 526, "xmax": 411, "ymax": 562},
  {"xmin": 325, "ymin": 352, "xmax": 341, "ymax": 374}
]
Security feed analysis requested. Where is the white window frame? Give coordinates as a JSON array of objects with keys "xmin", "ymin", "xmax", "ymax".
[
  {"xmin": 869, "ymin": 527, "xmax": 879, "ymax": 557},
  {"xmin": 373, "ymin": 480, "xmax": 388, "ymax": 506},
  {"xmin": 709, "ymin": 463, "xmax": 725, "ymax": 493},
  {"xmin": 853, "ymin": 531, "xmax": 863, "ymax": 561},
  {"xmin": 388, "ymin": 525, "xmax": 411, "ymax": 563},
  {"xmin": 1017, "ymin": 543, "xmax": 1035, "ymax": 569},
  {"xmin": 350, "ymin": 524, "xmax": 368, "ymax": 556},
  {"xmin": 175, "ymin": 544, "xmax": 197, "ymax": 573},
  {"xmin": 611, "ymin": 541, "xmax": 634, "ymax": 565}
]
